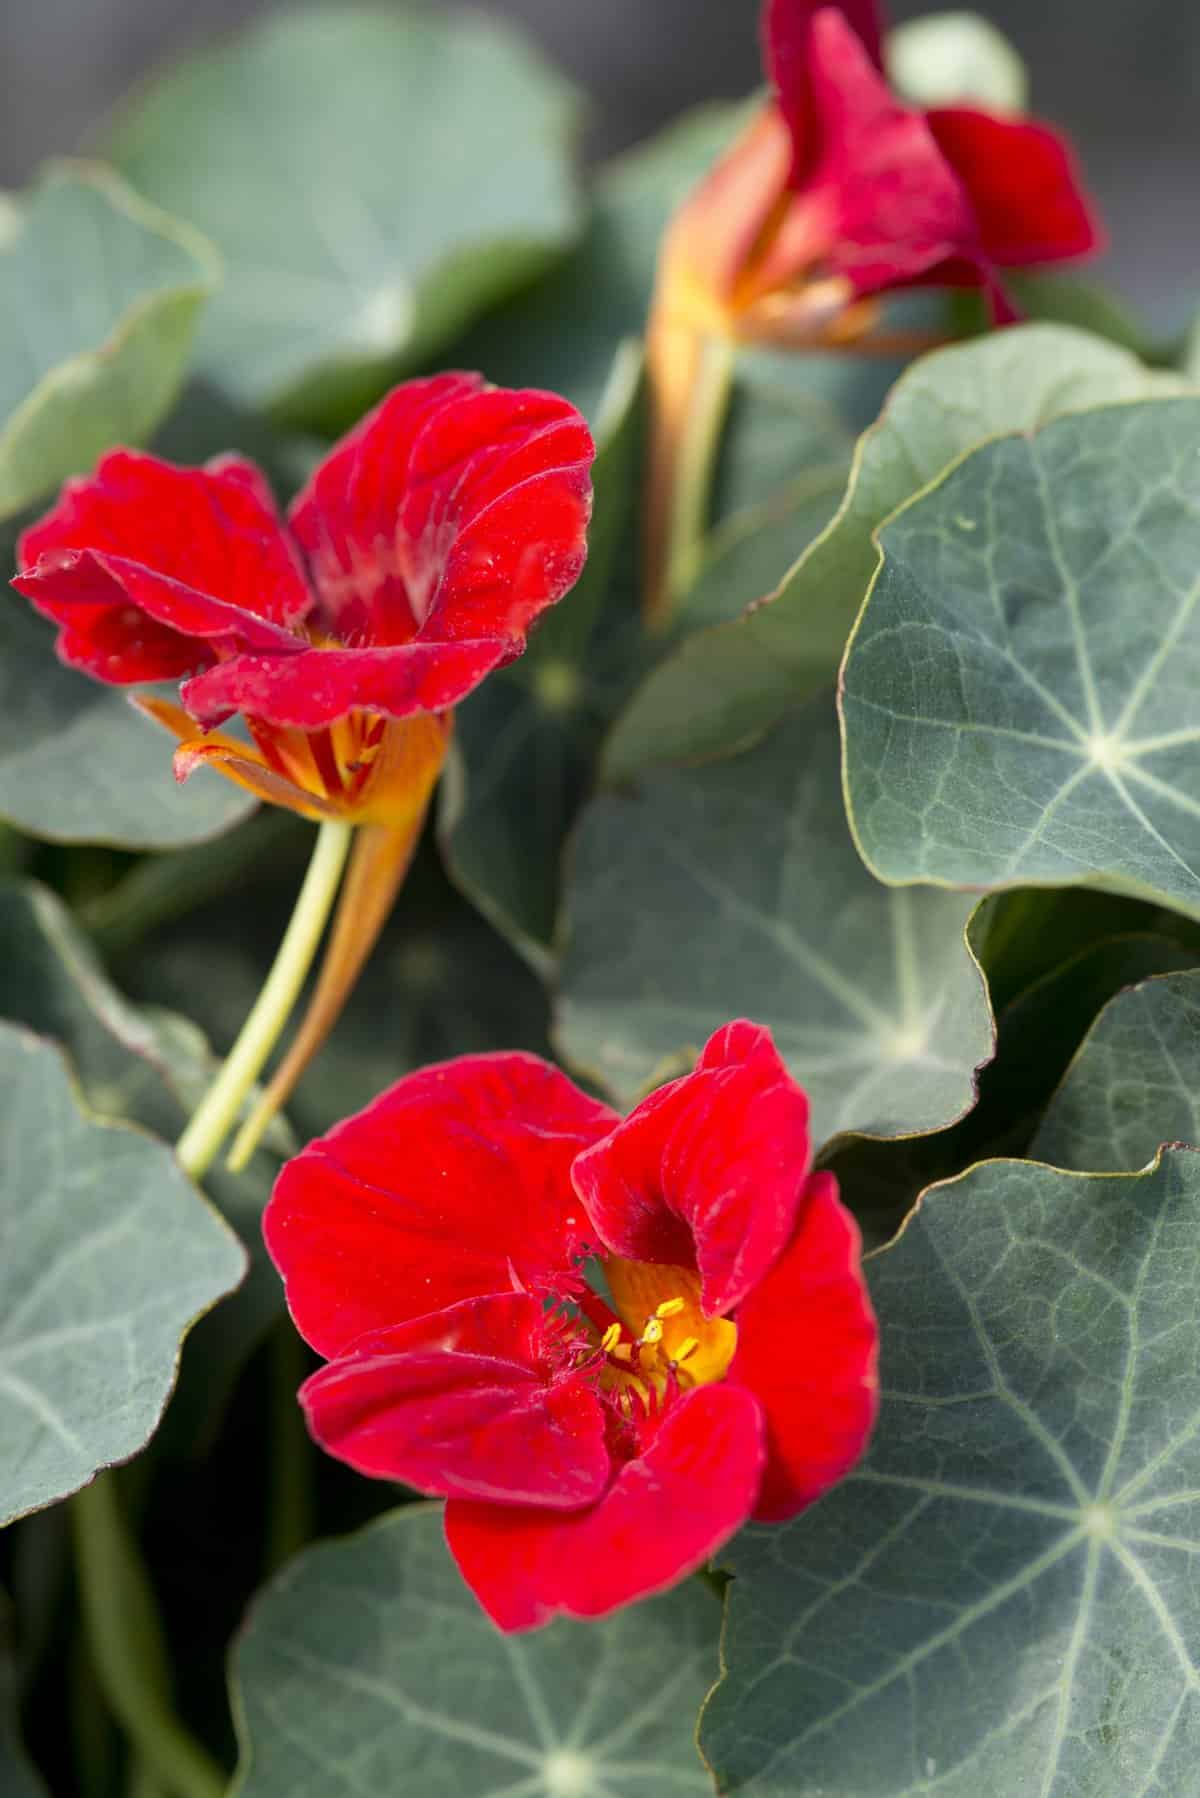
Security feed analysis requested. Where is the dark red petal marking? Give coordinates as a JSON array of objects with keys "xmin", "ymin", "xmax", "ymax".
[
  {"xmin": 290, "ymin": 375, "xmax": 594, "ymax": 654},
  {"xmin": 288, "ymin": 373, "xmax": 485, "ymax": 644},
  {"xmin": 443, "ymin": 1382, "xmax": 765, "ymax": 1630},
  {"xmin": 12, "ymin": 449, "xmax": 313, "ymax": 684},
  {"xmin": 299, "ymin": 1292, "xmax": 611, "ymax": 1509},
  {"xmin": 264, "ymin": 1052, "xmax": 618, "ymax": 1359},
  {"xmin": 571, "ymin": 1021, "xmax": 811, "ymax": 1319},
  {"xmin": 730, "ymin": 1170, "xmax": 878, "ymax": 1522},
  {"xmin": 925, "ymin": 107, "xmax": 1105, "ymax": 267}
]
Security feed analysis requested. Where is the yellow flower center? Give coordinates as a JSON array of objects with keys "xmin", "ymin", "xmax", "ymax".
[{"xmin": 596, "ymin": 1258, "xmax": 737, "ymax": 1404}]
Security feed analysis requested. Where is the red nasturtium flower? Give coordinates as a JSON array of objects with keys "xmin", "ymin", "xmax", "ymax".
[
  {"xmin": 645, "ymin": 0, "xmax": 1103, "ymax": 615},
  {"xmin": 264, "ymin": 1021, "xmax": 878, "ymax": 1629},
  {"xmin": 12, "ymin": 372, "xmax": 593, "ymax": 830},
  {"xmin": 12, "ymin": 373, "xmax": 594, "ymax": 1123}
]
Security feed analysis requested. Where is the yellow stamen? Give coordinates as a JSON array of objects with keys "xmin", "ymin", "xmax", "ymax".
[
  {"xmin": 600, "ymin": 1322, "xmax": 622, "ymax": 1354},
  {"xmin": 655, "ymin": 1297, "xmax": 687, "ymax": 1319},
  {"xmin": 672, "ymin": 1336, "xmax": 700, "ymax": 1366},
  {"xmin": 640, "ymin": 1317, "xmax": 665, "ymax": 1346}
]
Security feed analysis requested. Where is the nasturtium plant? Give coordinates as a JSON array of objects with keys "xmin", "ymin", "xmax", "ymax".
[
  {"xmin": 0, "ymin": 601, "xmax": 258, "ymax": 847},
  {"xmin": 5, "ymin": 0, "xmax": 1200, "ymax": 1790},
  {"xmin": 605, "ymin": 323, "xmax": 1185, "ymax": 779},
  {"xmin": 1033, "ymin": 968, "xmax": 1200, "ymax": 1172},
  {"xmin": 842, "ymin": 398, "xmax": 1200, "ymax": 916},
  {"xmin": 0, "ymin": 163, "xmax": 217, "ymax": 522},
  {"xmin": 559, "ymin": 695, "xmax": 993, "ymax": 1146},
  {"xmin": 230, "ymin": 1505, "xmax": 720, "ymax": 1796},
  {"xmin": 0, "ymin": 1024, "xmax": 244, "ymax": 1527},
  {"xmin": 107, "ymin": 6, "xmax": 583, "ymax": 424},
  {"xmin": 702, "ymin": 1147, "xmax": 1200, "ymax": 1795}
]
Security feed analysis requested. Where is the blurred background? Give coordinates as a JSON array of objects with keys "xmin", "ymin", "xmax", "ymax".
[{"xmin": 0, "ymin": 0, "xmax": 1194, "ymax": 330}]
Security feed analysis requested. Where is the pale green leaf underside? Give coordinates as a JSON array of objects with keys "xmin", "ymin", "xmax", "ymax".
[
  {"xmin": 0, "ymin": 162, "xmax": 216, "ymax": 520},
  {"xmin": 0, "ymin": 1024, "xmax": 245, "ymax": 1526},
  {"xmin": 230, "ymin": 1503, "xmax": 717, "ymax": 1797},
  {"xmin": 558, "ymin": 695, "xmax": 992, "ymax": 1146},
  {"xmin": 0, "ymin": 600, "xmax": 255, "ymax": 847},
  {"xmin": 605, "ymin": 325, "xmax": 1186, "ymax": 780},
  {"xmin": 1035, "ymin": 969, "xmax": 1200, "ymax": 1172},
  {"xmin": 843, "ymin": 397, "xmax": 1200, "ymax": 919},
  {"xmin": 703, "ymin": 1147, "xmax": 1200, "ymax": 1795},
  {"xmin": 108, "ymin": 7, "xmax": 580, "ymax": 415},
  {"xmin": 886, "ymin": 11, "xmax": 1028, "ymax": 111}
]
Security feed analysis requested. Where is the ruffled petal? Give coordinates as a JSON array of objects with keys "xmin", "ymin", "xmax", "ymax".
[
  {"xmin": 444, "ymin": 1382, "xmax": 764, "ymax": 1630},
  {"xmin": 180, "ymin": 637, "xmax": 512, "ymax": 730},
  {"xmin": 289, "ymin": 375, "xmax": 594, "ymax": 657},
  {"xmin": 288, "ymin": 373, "xmax": 484, "ymax": 643},
  {"xmin": 299, "ymin": 1292, "xmax": 611, "ymax": 1509},
  {"xmin": 264, "ymin": 1053, "xmax": 619, "ymax": 1359},
  {"xmin": 776, "ymin": 9, "xmax": 978, "ymax": 299},
  {"xmin": 12, "ymin": 450, "xmax": 313, "ymax": 685},
  {"xmin": 925, "ymin": 107, "xmax": 1104, "ymax": 267},
  {"xmin": 571, "ymin": 1022, "xmax": 811, "ymax": 1319},
  {"xmin": 730, "ymin": 1170, "xmax": 878, "ymax": 1523},
  {"xmin": 763, "ymin": 0, "xmax": 884, "ymax": 182}
]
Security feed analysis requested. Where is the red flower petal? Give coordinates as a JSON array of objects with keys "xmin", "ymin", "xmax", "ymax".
[
  {"xmin": 12, "ymin": 450, "xmax": 313, "ymax": 684},
  {"xmin": 763, "ymin": 0, "xmax": 885, "ymax": 183},
  {"xmin": 730, "ymin": 1171, "xmax": 878, "ymax": 1522},
  {"xmin": 299, "ymin": 1292, "xmax": 611, "ymax": 1509},
  {"xmin": 289, "ymin": 375, "xmax": 594, "ymax": 653},
  {"xmin": 264, "ymin": 1053, "xmax": 618, "ymax": 1359},
  {"xmin": 798, "ymin": 9, "xmax": 979, "ymax": 296},
  {"xmin": 444, "ymin": 1382, "xmax": 764, "ymax": 1630},
  {"xmin": 925, "ymin": 107, "xmax": 1105, "ymax": 267},
  {"xmin": 571, "ymin": 1022, "xmax": 811, "ymax": 1319},
  {"xmin": 180, "ymin": 636, "xmax": 513, "ymax": 730},
  {"xmin": 288, "ymin": 373, "xmax": 483, "ymax": 644}
]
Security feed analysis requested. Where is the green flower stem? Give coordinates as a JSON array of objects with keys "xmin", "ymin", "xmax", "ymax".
[
  {"xmin": 71, "ymin": 1475, "xmax": 225, "ymax": 1798},
  {"xmin": 661, "ymin": 332, "xmax": 735, "ymax": 621},
  {"xmin": 175, "ymin": 818, "xmax": 353, "ymax": 1181}
]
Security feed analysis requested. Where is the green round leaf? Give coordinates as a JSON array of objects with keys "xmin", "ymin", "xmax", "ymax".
[
  {"xmin": 886, "ymin": 12, "xmax": 1028, "ymax": 111},
  {"xmin": 842, "ymin": 397, "xmax": 1200, "ymax": 919},
  {"xmin": 0, "ymin": 162, "xmax": 217, "ymax": 522},
  {"xmin": 558, "ymin": 695, "xmax": 993, "ymax": 1147},
  {"xmin": 0, "ymin": 877, "xmax": 288, "ymax": 1427},
  {"xmin": 0, "ymin": 1023, "xmax": 245, "ymax": 1526},
  {"xmin": 230, "ymin": 1504, "xmax": 718, "ymax": 1796},
  {"xmin": 703, "ymin": 1147, "xmax": 1200, "ymax": 1795},
  {"xmin": 1034, "ymin": 969, "xmax": 1200, "ymax": 1171},
  {"xmin": 0, "ymin": 593, "xmax": 256, "ymax": 848},
  {"xmin": 108, "ymin": 7, "xmax": 581, "ymax": 421},
  {"xmin": 605, "ymin": 326, "xmax": 1186, "ymax": 781}
]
